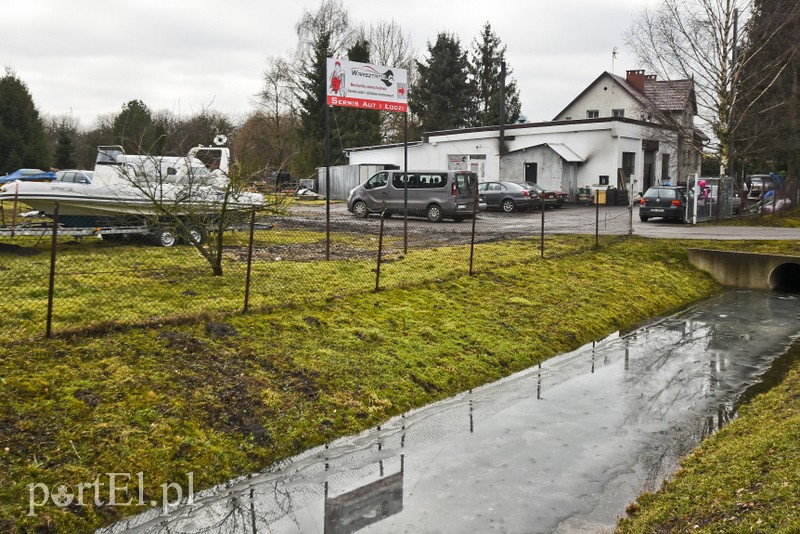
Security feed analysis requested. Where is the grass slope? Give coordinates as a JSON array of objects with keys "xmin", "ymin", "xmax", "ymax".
[{"xmin": 0, "ymin": 236, "xmax": 797, "ymax": 532}]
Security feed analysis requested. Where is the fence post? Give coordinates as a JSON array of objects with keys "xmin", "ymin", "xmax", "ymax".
[
  {"xmin": 469, "ymin": 183, "xmax": 478, "ymax": 275},
  {"xmin": 375, "ymin": 202, "xmax": 386, "ymax": 292},
  {"xmin": 46, "ymin": 202, "xmax": 59, "ymax": 338},
  {"xmin": 595, "ymin": 190, "xmax": 600, "ymax": 248},
  {"xmin": 540, "ymin": 197, "xmax": 545, "ymax": 258},
  {"xmin": 243, "ymin": 206, "xmax": 256, "ymax": 313}
]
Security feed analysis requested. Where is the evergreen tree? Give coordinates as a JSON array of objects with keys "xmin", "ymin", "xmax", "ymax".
[
  {"xmin": 112, "ymin": 99, "xmax": 166, "ymax": 154},
  {"xmin": 331, "ymin": 38, "xmax": 383, "ymax": 158},
  {"xmin": 0, "ymin": 69, "xmax": 50, "ymax": 174},
  {"xmin": 294, "ymin": 0, "xmax": 353, "ymax": 177},
  {"xmin": 468, "ymin": 23, "xmax": 521, "ymax": 127},
  {"xmin": 297, "ymin": 30, "xmax": 333, "ymax": 176},
  {"xmin": 53, "ymin": 122, "xmax": 77, "ymax": 169},
  {"xmin": 737, "ymin": 0, "xmax": 800, "ymax": 176},
  {"xmin": 411, "ymin": 33, "xmax": 474, "ymax": 132}
]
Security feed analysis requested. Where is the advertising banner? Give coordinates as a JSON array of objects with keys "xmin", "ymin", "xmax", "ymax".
[{"xmin": 327, "ymin": 58, "xmax": 408, "ymax": 113}]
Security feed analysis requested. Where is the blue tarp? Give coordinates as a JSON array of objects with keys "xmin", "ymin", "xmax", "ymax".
[{"xmin": 0, "ymin": 169, "xmax": 57, "ymax": 184}]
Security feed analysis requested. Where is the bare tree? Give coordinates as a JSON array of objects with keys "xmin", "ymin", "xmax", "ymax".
[
  {"xmin": 246, "ymin": 56, "xmax": 301, "ymax": 175},
  {"xmin": 625, "ymin": 0, "xmax": 800, "ymax": 179},
  {"xmin": 101, "ymin": 139, "xmax": 277, "ymax": 276},
  {"xmin": 362, "ymin": 19, "xmax": 418, "ymax": 143}
]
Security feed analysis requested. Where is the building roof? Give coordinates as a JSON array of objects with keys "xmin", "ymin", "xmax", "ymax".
[
  {"xmin": 643, "ymin": 79, "xmax": 696, "ymax": 113},
  {"xmin": 507, "ymin": 142, "xmax": 585, "ymax": 163},
  {"xmin": 546, "ymin": 143, "xmax": 585, "ymax": 163},
  {"xmin": 553, "ymin": 71, "xmax": 696, "ymax": 120}
]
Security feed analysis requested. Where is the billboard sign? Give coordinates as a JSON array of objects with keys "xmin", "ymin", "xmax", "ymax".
[{"xmin": 327, "ymin": 58, "xmax": 408, "ymax": 113}]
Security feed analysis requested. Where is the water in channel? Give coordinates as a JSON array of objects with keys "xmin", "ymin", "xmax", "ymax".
[{"xmin": 101, "ymin": 290, "xmax": 800, "ymax": 534}]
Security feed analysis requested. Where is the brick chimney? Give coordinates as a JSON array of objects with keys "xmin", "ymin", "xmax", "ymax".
[{"xmin": 626, "ymin": 69, "xmax": 646, "ymax": 93}]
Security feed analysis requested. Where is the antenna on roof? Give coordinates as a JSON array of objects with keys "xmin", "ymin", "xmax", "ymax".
[{"xmin": 612, "ymin": 47, "xmax": 618, "ymax": 74}]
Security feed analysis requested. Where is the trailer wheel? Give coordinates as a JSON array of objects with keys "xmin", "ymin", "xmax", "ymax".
[
  {"xmin": 183, "ymin": 227, "xmax": 206, "ymax": 245},
  {"xmin": 154, "ymin": 229, "xmax": 177, "ymax": 247}
]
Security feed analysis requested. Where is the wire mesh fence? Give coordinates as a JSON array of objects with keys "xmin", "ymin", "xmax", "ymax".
[{"xmin": 2, "ymin": 195, "xmax": 635, "ymax": 341}]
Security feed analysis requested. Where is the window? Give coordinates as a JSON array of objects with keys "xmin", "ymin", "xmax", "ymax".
[
  {"xmin": 456, "ymin": 173, "xmax": 476, "ymax": 194},
  {"xmin": 612, "ymin": 109, "xmax": 625, "ymax": 118},
  {"xmin": 364, "ymin": 172, "xmax": 388, "ymax": 190},
  {"xmin": 622, "ymin": 152, "xmax": 636, "ymax": 179},
  {"xmin": 416, "ymin": 173, "xmax": 447, "ymax": 188},
  {"xmin": 586, "ymin": 110, "xmax": 599, "ymax": 119},
  {"xmin": 599, "ymin": 175, "xmax": 609, "ymax": 186},
  {"xmin": 661, "ymin": 154, "xmax": 671, "ymax": 181}
]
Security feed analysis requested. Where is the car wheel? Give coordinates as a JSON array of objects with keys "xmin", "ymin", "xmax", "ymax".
[
  {"xmin": 426, "ymin": 204, "xmax": 443, "ymax": 222},
  {"xmin": 639, "ymin": 215, "xmax": 649, "ymax": 222},
  {"xmin": 352, "ymin": 200, "xmax": 369, "ymax": 218},
  {"xmin": 154, "ymin": 228, "xmax": 177, "ymax": 247},
  {"xmin": 501, "ymin": 198, "xmax": 515, "ymax": 213}
]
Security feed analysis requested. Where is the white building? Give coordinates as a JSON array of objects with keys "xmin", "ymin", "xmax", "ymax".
[{"xmin": 337, "ymin": 70, "xmax": 703, "ymax": 200}]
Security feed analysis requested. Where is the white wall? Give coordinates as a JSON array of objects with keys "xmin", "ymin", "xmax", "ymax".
[
  {"xmin": 554, "ymin": 73, "xmax": 647, "ymax": 122},
  {"xmin": 347, "ymin": 120, "xmax": 679, "ymax": 195}
]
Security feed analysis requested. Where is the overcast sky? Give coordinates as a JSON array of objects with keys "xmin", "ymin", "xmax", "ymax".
[{"xmin": 1, "ymin": 0, "xmax": 654, "ymax": 130}]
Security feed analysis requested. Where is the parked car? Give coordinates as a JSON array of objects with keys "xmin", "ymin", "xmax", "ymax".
[
  {"xmin": 55, "ymin": 170, "xmax": 94, "ymax": 184},
  {"xmin": 347, "ymin": 169, "xmax": 478, "ymax": 222},
  {"xmin": 511, "ymin": 181, "xmax": 569, "ymax": 208},
  {"xmin": 478, "ymin": 181, "xmax": 540, "ymax": 212},
  {"xmin": 639, "ymin": 186, "xmax": 687, "ymax": 222},
  {"xmin": 0, "ymin": 168, "xmax": 57, "ymax": 184}
]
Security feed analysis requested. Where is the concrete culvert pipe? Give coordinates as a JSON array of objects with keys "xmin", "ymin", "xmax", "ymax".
[{"xmin": 769, "ymin": 262, "xmax": 800, "ymax": 293}]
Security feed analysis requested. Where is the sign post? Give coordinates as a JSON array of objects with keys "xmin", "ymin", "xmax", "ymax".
[{"xmin": 326, "ymin": 59, "xmax": 408, "ymax": 256}]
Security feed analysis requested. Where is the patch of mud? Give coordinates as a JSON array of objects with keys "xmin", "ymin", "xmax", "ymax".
[{"xmin": 223, "ymin": 242, "xmax": 380, "ymax": 262}]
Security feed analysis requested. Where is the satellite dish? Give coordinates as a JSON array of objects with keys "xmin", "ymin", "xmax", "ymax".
[{"xmin": 213, "ymin": 135, "xmax": 227, "ymax": 146}]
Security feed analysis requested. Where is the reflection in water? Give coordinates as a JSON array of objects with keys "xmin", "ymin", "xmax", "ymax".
[
  {"xmin": 325, "ymin": 457, "xmax": 404, "ymax": 534},
  {"xmin": 99, "ymin": 291, "xmax": 800, "ymax": 534}
]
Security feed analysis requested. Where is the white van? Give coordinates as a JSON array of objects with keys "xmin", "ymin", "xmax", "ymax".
[{"xmin": 347, "ymin": 170, "xmax": 477, "ymax": 222}]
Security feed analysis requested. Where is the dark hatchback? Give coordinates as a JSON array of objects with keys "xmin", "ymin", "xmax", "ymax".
[{"xmin": 639, "ymin": 186, "xmax": 687, "ymax": 222}]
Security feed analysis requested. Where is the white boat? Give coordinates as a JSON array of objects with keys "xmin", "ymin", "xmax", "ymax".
[{"xmin": 0, "ymin": 143, "xmax": 265, "ymax": 229}]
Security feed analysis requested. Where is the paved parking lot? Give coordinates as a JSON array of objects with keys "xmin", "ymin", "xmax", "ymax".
[{"xmin": 283, "ymin": 202, "xmax": 800, "ymax": 244}]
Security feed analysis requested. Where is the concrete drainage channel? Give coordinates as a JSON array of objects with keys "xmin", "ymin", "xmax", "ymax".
[{"xmin": 100, "ymin": 290, "xmax": 800, "ymax": 534}]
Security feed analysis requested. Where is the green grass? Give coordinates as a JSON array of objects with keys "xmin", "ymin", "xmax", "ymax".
[
  {"xmin": 0, "ymin": 219, "xmax": 799, "ymax": 532},
  {"xmin": 0, "ymin": 237, "xmax": 728, "ymax": 533}
]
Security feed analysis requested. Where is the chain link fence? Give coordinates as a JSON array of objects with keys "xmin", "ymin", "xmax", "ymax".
[{"xmin": 1, "ymin": 194, "xmax": 634, "ymax": 341}]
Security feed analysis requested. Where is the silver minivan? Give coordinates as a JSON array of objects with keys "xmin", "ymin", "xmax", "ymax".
[{"xmin": 347, "ymin": 170, "xmax": 477, "ymax": 222}]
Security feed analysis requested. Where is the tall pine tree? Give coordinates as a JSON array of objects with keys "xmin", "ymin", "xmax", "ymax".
[
  {"xmin": 737, "ymin": 0, "xmax": 800, "ymax": 176},
  {"xmin": 54, "ymin": 122, "xmax": 77, "ymax": 170},
  {"xmin": 411, "ymin": 33, "xmax": 474, "ymax": 132},
  {"xmin": 294, "ymin": 0, "xmax": 353, "ymax": 177},
  {"xmin": 0, "ymin": 69, "xmax": 50, "ymax": 174},
  {"xmin": 468, "ymin": 23, "xmax": 521, "ymax": 127},
  {"xmin": 112, "ymin": 100, "xmax": 166, "ymax": 155},
  {"xmin": 297, "ymin": 30, "xmax": 333, "ymax": 176}
]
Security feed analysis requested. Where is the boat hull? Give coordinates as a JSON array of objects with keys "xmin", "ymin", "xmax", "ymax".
[{"xmin": 0, "ymin": 181, "xmax": 264, "ymax": 228}]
